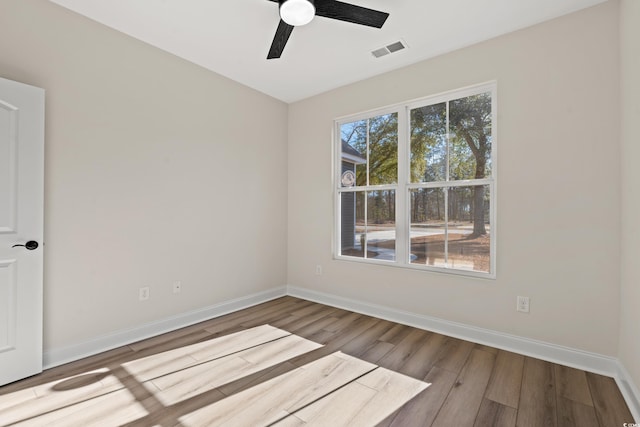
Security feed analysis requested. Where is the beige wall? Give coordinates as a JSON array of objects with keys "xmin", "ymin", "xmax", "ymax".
[
  {"xmin": 0, "ymin": 0, "xmax": 288, "ymax": 350},
  {"xmin": 620, "ymin": 0, "xmax": 640, "ymax": 390},
  {"xmin": 288, "ymin": 2, "xmax": 621, "ymax": 355}
]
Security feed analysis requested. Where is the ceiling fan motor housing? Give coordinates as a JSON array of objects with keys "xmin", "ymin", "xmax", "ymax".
[{"xmin": 279, "ymin": 0, "xmax": 316, "ymax": 26}]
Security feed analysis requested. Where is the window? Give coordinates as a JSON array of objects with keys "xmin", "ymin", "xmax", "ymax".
[{"xmin": 336, "ymin": 83, "xmax": 496, "ymax": 278}]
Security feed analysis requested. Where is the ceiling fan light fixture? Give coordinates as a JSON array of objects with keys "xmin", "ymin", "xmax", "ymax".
[{"xmin": 279, "ymin": 0, "xmax": 315, "ymax": 26}]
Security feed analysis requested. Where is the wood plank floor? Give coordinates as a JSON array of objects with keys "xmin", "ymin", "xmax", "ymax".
[{"xmin": 0, "ymin": 296, "xmax": 634, "ymax": 426}]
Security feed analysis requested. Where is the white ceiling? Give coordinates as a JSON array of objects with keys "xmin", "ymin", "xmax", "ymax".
[{"xmin": 49, "ymin": 0, "xmax": 606, "ymax": 103}]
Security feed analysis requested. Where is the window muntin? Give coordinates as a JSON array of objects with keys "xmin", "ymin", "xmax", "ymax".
[{"xmin": 336, "ymin": 83, "xmax": 496, "ymax": 278}]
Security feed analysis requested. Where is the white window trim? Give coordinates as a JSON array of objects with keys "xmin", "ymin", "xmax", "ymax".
[{"xmin": 334, "ymin": 81, "xmax": 497, "ymax": 279}]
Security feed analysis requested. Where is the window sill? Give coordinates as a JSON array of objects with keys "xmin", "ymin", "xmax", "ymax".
[{"xmin": 333, "ymin": 254, "xmax": 496, "ymax": 280}]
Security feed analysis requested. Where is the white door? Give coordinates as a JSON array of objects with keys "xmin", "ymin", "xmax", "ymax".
[{"xmin": 0, "ymin": 77, "xmax": 45, "ymax": 386}]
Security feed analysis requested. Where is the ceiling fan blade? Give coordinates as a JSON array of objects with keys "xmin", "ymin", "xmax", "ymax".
[
  {"xmin": 314, "ymin": 0, "xmax": 389, "ymax": 28},
  {"xmin": 268, "ymin": 19, "xmax": 295, "ymax": 59}
]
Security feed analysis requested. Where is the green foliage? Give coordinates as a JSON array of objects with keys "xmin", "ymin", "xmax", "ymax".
[{"xmin": 410, "ymin": 102, "xmax": 447, "ymax": 182}]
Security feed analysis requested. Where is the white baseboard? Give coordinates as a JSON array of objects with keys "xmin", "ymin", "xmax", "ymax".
[
  {"xmin": 43, "ymin": 286, "xmax": 287, "ymax": 369},
  {"xmin": 287, "ymin": 285, "xmax": 639, "ymax": 421},
  {"xmin": 616, "ymin": 362, "xmax": 640, "ymax": 422}
]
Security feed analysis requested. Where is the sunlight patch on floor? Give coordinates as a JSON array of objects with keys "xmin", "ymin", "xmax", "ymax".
[
  {"xmin": 1, "ymin": 324, "xmax": 429, "ymax": 426},
  {"xmin": 180, "ymin": 352, "xmax": 430, "ymax": 426},
  {"xmin": 148, "ymin": 334, "xmax": 322, "ymax": 406}
]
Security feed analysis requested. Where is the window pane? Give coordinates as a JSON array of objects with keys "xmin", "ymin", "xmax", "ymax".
[
  {"xmin": 366, "ymin": 190, "xmax": 396, "ymax": 261},
  {"xmin": 449, "ymin": 93, "xmax": 492, "ymax": 180},
  {"xmin": 447, "ymin": 185, "xmax": 491, "ymax": 272},
  {"xmin": 340, "ymin": 114, "xmax": 398, "ymax": 187},
  {"xmin": 340, "ymin": 191, "xmax": 366, "ymax": 258},
  {"xmin": 409, "ymin": 188, "xmax": 446, "ymax": 267},
  {"xmin": 340, "ymin": 120, "xmax": 367, "ymax": 186},
  {"xmin": 368, "ymin": 113, "xmax": 398, "ymax": 185},
  {"xmin": 410, "ymin": 103, "xmax": 446, "ymax": 183}
]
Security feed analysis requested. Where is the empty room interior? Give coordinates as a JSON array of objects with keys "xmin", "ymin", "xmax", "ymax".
[{"xmin": 0, "ymin": 0, "xmax": 639, "ymax": 425}]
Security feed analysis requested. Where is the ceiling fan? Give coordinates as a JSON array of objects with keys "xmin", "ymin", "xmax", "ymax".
[{"xmin": 266, "ymin": 0, "xmax": 389, "ymax": 59}]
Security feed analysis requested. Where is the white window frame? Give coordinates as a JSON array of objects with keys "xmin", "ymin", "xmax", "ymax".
[{"xmin": 334, "ymin": 82, "xmax": 497, "ymax": 279}]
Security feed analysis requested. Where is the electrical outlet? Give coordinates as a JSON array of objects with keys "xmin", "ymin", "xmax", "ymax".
[
  {"xmin": 173, "ymin": 281, "xmax": 182, "ymax": 294},
  {"xmin": 517, "ymin": 296, "xmax": 530, "ymax": 313},
  {"xmin": 139, "ymin": 287, "xmax": 150, "ymax": 301},
  {"xmin": 315, "ymin": 265, "xmax": 322, "ymax": 275}
]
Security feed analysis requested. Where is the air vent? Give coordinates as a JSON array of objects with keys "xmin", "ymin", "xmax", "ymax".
[
  {"xmin": 372, "ymin": 47, "xmax": 389, "ymax": 58},
  {"xmin": 371, "ymin": 40, "xmax": 407, "ymax": 58}
]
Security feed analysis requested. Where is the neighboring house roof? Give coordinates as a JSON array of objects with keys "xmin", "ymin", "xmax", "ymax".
[{"xmin": 341, "ymin": 140, "xmax": 366, "ymax": 164}]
